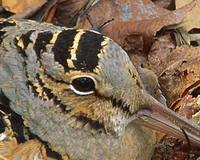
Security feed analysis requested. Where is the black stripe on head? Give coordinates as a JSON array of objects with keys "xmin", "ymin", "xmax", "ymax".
[
  {"xmin": 14, "ymin": 35, "xmax": 40, "ymax": 96},
  {"xmin": 33, "ymin": 31, "xmax": 53, "ymax": 58},
  {"xmin": 19, "ymin": 30, "xmax": 35, "ymax": 49},
  {"xmin": 52, "ymin": 30, "xmax": 78, "ymax": 72},
  {"xmin": 0, "ymin": 93, "xmax": 26, "ymax": 143},
  {"xmin": 35, "ymin": 74, "xmax": 70, "ymax": 112},
  {"xmin": 0, "ymin": 20, "xmax": 16, "ymax": 44},
  {"xmin": 26, "ymin": 80, "xmax": 39, "ymax": 96},
  {"xmin": 0, "ymin": 31, "xmax": 6, "ymax": 44},
  {"xmin": 74, "ymin": 31, "xmax": 104, "ymax": 71},
  {"xmin": 111, "ymin": 97, "xmax": 132, "ymax": 117},
  {"xmin": 0, "ymin": 20, "xmax": 16, "ymax": 30},
  {"xmin": 0, "ymin": 111, "xmax": 7, "ymax": 133}
]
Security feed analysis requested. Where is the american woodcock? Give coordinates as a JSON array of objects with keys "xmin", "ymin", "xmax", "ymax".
[{"xmin": 0, "ymin": 18, "xmax": 200, "ymax": 160}]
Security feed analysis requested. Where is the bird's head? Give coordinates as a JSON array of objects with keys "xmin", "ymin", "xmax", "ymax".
[
  {"xmin": 22, "ymin": 29, "xmax": 200, "ymax": 144},
  {"xmin": 31, "ymin": 29, "xmax": 144, "ymax": 134}
]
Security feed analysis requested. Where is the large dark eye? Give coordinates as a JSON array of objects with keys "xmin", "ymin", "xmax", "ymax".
[{"xmin": 70, "ymin": 76, "xmax": 96, "ymax": 95}]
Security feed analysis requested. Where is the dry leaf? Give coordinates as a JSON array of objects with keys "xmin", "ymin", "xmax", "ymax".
[
  {"xmin": 122, "ymin": 32, "xmax": 146, "ymax": 66},
  {"xmin": 152, "ymin": 136, "xmax": 197, "ymax": 160},
  {"xmin": 152, "ymin": 0, "xmax": 174, "ymax": 10},
  {"xmin": 149, "ymin": 33, "xmax": 200, "ymax": 160},
  {"xmin": 157, "ymin": 45, "xmax": 200, "ymax": 106},
  {"xmin": 176, "ymin": 95, "xmax": 200, "ymax": 117},
  {"xmin": 2, "ymin": 0, "xmax": 47, "ymax": 18},
  {"xmin": 30, "ymin": 0, "xmax": 58, "ymax": 22},
  {"xmin": 154, "ymin": 138, "xmax": 200, "ymax": 159},
  {"xmin": 148, "ymin": 34, "xmax": 176, "ymax": 75},
  {"xmin": 176, "ymin": 0, "xmax": 200, "ymax": 32},
  {"xmin": 53, "ymin": 0, "xmax": 99, "ymax": 27},
  {"xmin": 76, "ymin": 0, "xmax": 195, "ymax": 52},
  {"xmin": 0, "ymin": 139, "xmax": 52, "ymax": 160},
  {"xmin": 148, "ymin": 35, "xmax": 200, "ymax": 106}
]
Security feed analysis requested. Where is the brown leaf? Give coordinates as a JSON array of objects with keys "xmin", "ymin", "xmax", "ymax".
[
  {"xmin": 53, "ymin": 0, "xmax": 99, "ymax": 27},
  {"xmin": 2, "ymin": 0, "xmax": 47, "ymax": 18},
  {"xmin": 148, "ymin": 34, "xmax": 176, "ymax": 75},
  {"xmin": 148, "ymin": 34, "xmax": 200, "ymax": 159},
  {"xmin": 0, "ymin": 139, "xmax": 51, "ymax": 160},
  {"xmin": 45, "ymin": 4, "xmax": 58, "ymax": 23},
  {"xmin": 77, "ymin": 0, "xmax": 195, "ymax": 51},
  {"xmin": 122, "ymin": 32, "xmax": 145, "ymax": 66},
  {"xmin": 152, "ymin": 0, "xmax": 174, "ymax": 10},
  {"xmin": 149, "ymin": 34, "xmax": 200, "ymax": 107},
  {"xmin": 156, "ymin": 45, "xmax": 200, "ymax": 106},
  {"xmin": 174, "ymin": 95, "xmax": 200, "ymax": 118},
  {"xmin": 152, "ymin": 136, "xmax": 200, "ymax": 160},
  {"xmin": 176, "ymin": 0, "xmax": 200, "ymax": 32}
]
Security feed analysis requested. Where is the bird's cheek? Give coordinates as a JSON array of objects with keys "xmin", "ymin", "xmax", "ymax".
[
  {"xmin": 96, "ymin": 83, "xmax": 113, "ymax": 97},
  {"xmin": 106, "ymin": 115, "xmax": 129, "ymax": 136}
]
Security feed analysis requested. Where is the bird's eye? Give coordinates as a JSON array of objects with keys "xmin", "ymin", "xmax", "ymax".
[{"xmin": 70, "ymin": 76, "xmax": 96, "ymax": 95}]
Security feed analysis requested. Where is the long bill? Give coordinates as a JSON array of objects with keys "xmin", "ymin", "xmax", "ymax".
[{"xmin": 134, "ymin": 90, "xmax": 200, "ymax": 146}]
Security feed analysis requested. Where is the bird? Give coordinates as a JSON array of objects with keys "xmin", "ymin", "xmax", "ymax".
[{"xmin": 0, "ymin": 18, "xmax": 200, "ymax": 160}]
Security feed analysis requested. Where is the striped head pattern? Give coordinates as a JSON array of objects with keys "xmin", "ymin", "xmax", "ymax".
[{"xmin": 1, "ymin": 19, "xmax": 144, "ymax": 134}]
